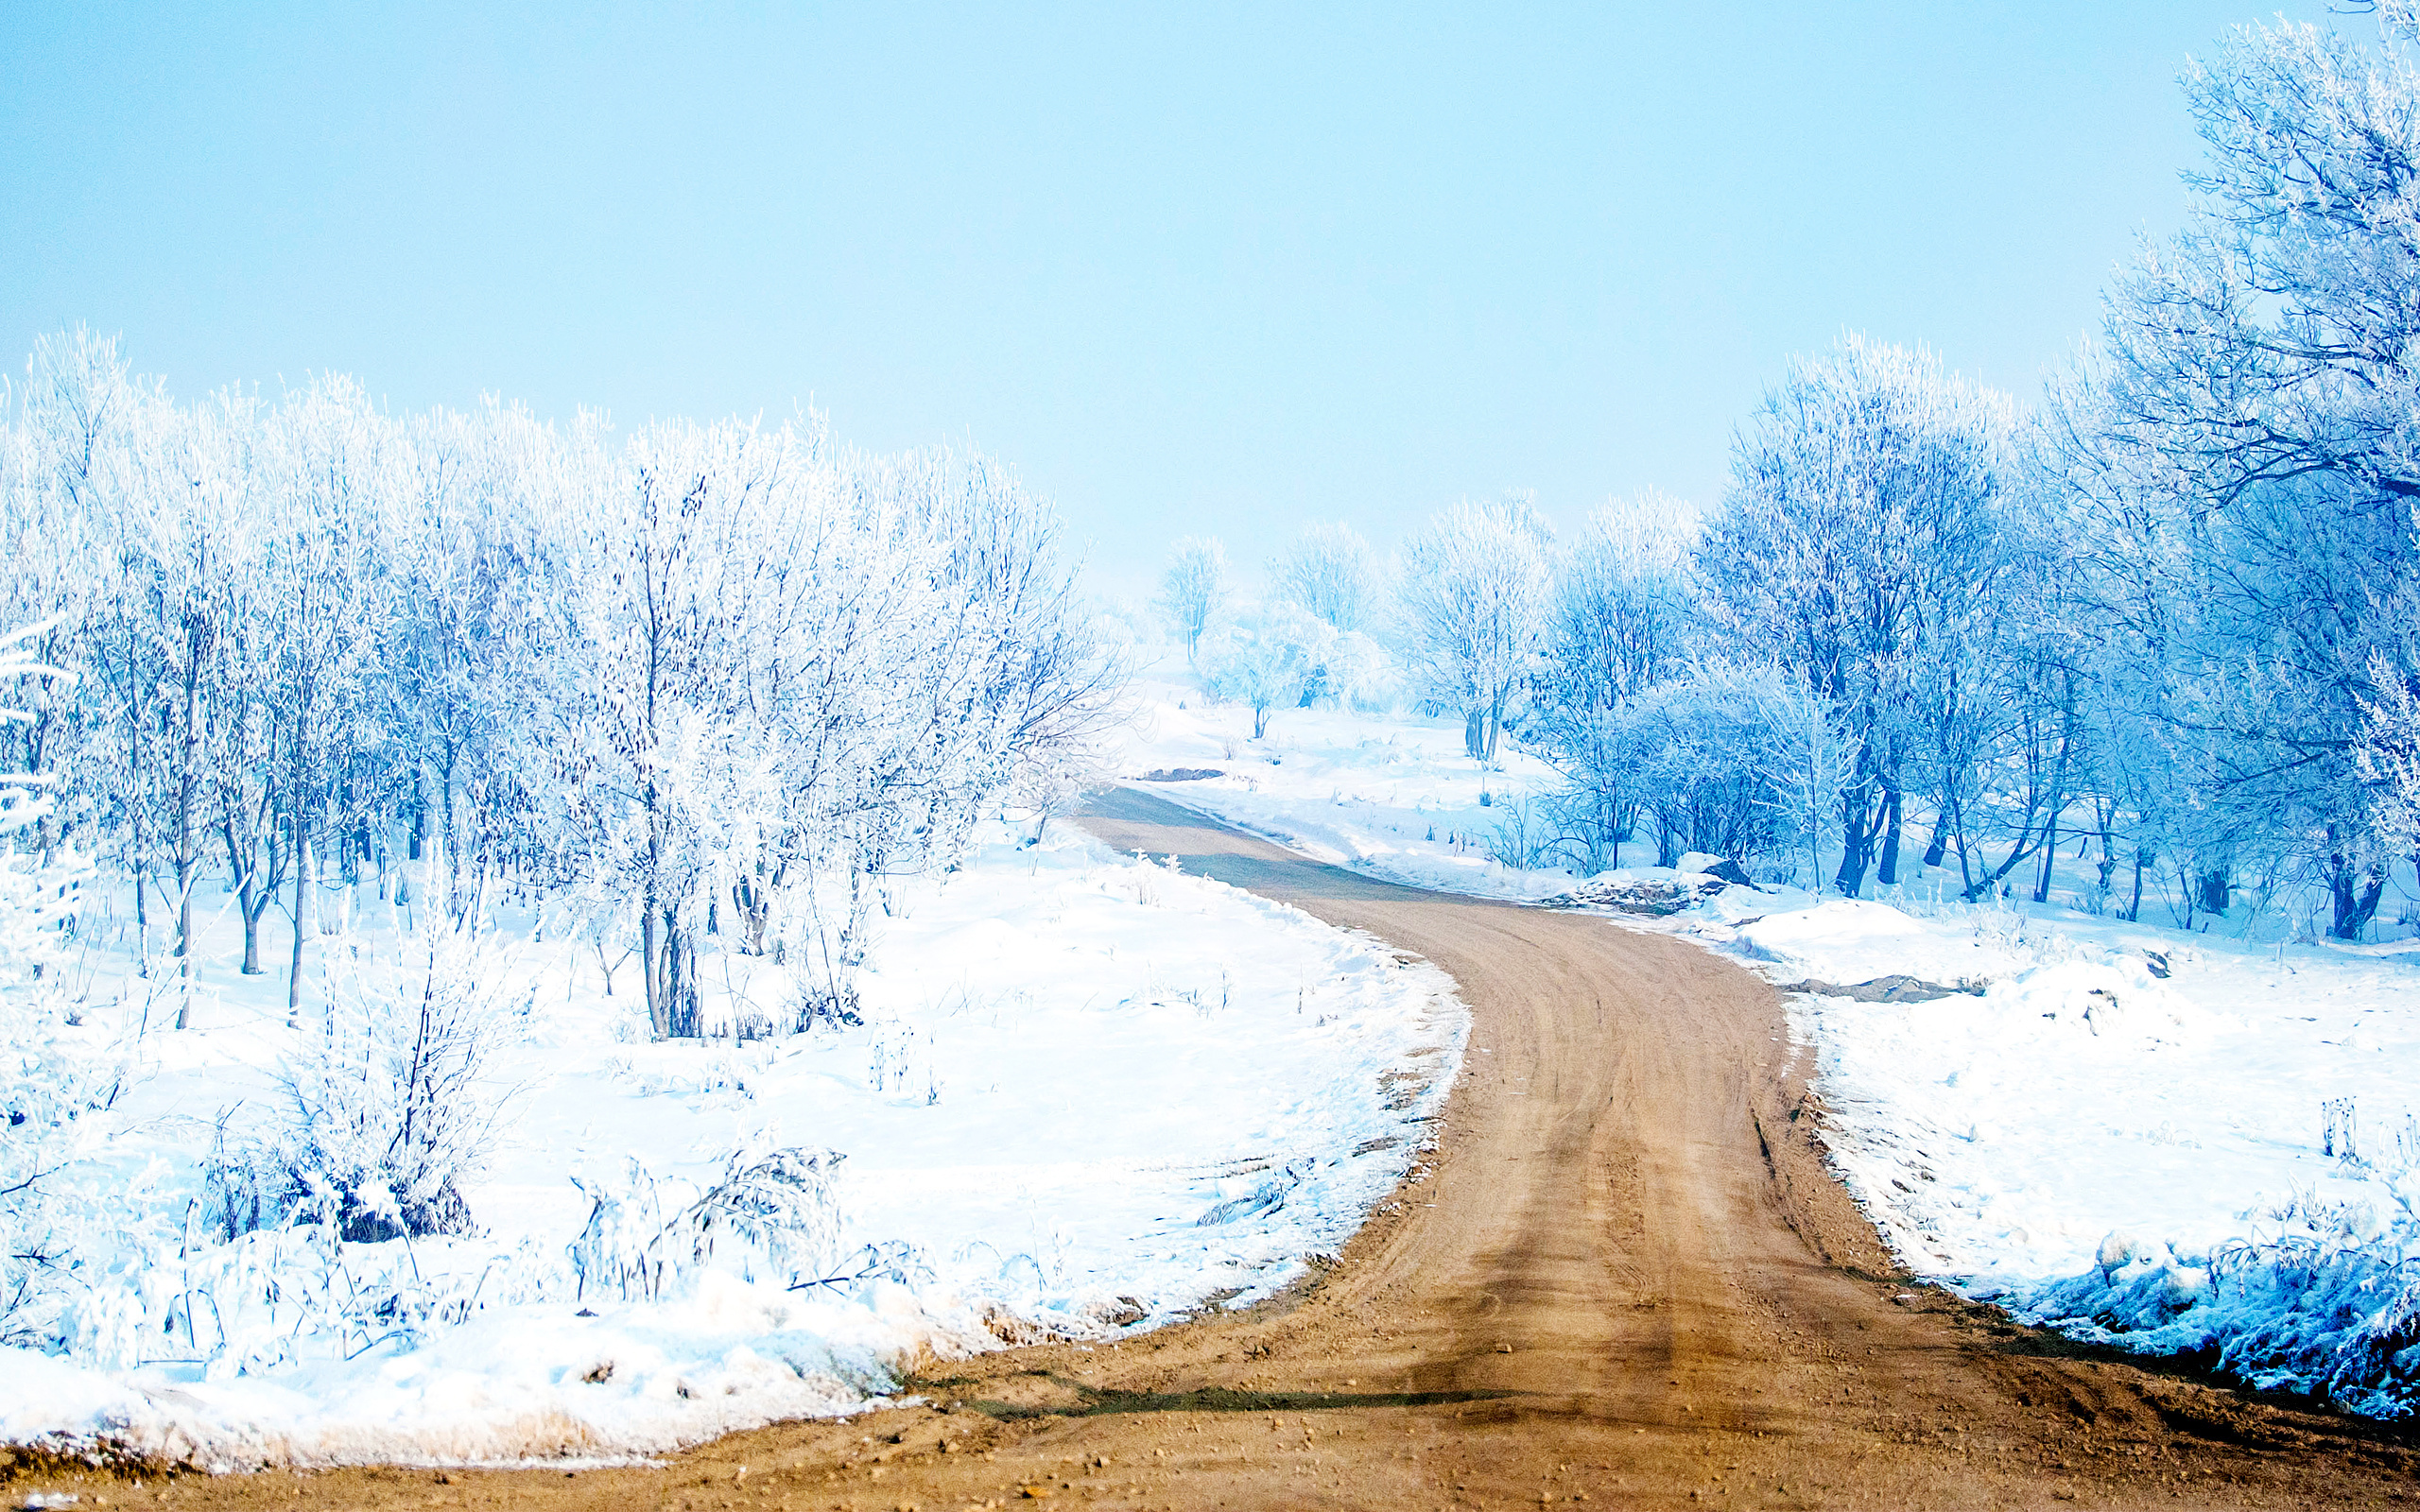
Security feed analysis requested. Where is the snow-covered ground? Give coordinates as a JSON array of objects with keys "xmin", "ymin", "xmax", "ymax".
[
  {"xmin": 1113, "ymin": 663, "xmax": 2420, "ymax": 1416},
  {"xmin": 1, "ymin": 823, "xmax": 1465, "ymax": 1467},
  {"xmin": 1694, "ymin": 891, "xmax": 2420, "ymax": 1414},
  {"xmin": 1110, "ymin": 666, "xmax": 1574, "ymax": 900},
  {"xmin": 21, "ymin": 647, "xmax": 2417, "ymax": 1469}
]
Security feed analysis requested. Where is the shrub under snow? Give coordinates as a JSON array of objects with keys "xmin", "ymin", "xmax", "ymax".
[{"xmin": 210, "ymin": 931, "xmax": 517, "ymax": 1245}]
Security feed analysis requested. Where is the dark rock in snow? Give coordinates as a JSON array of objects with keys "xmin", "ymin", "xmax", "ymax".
[
  {"xmin": 1704, "ymin": 856, "xmax": 1757, "ymax": 888},
  {"xmin": 1545, "ymin": 875, "xmax": 1726, "ymax": 917}
]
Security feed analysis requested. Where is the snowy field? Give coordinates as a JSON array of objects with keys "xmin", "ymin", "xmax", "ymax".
[
  {"xmin": 1114, "ymin": 666, "xmax": 2420, "ymax": 1417},
  {"xmin": 1113, "ymin": 666, "xmax": 1574, "ymax": 901},
  {"xmin": 0, "ymin": 824, "xmax": 1466, "ymax": 1467}
]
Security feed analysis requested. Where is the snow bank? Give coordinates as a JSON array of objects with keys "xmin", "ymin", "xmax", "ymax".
[
  {"xmin": 1, "ymin": 826, "xmax": 1465, "ymax": 1467},
  {"xmin": 1686, "ymin": 890, "xmax": 2420, "ymax": 1415}
]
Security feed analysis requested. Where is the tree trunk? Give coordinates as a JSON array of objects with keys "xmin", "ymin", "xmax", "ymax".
[
  {"xmin": 442, "ymin": 746, "xmax": 461, "ymax": 920},
  {"xmin": 1875, "ymin": 788, "xmax": 1904, "ymax": 885},
  {"xmin": 654, "ymin": 921, "xmax": 701, "ymax": 1039},
  {"xmin": 1922, "ymin": 823, "xmax": 1949, "ymax": 868},
  {"xmin": 677, "ymin": 933, "xmax": 701, "ymax": 1037},
  {"xmin": 1463, "ymin": 710, "xmax": 1485, "ymax": 761},
  {"xmin": 2031, "ymin": 810, "xmax": 2057, "ymax": 903},
  {"xmin": 2329, "ymin": 841, "xmax": 2386, "ymax": 941},
  {"xmin": 134, "ymin": 862, "xmax": 150, "ymax": 984},
  {"xmin": 176, "ymin": 871, "xmax": 194, "ymax": 983},
  {"xmin": 407, "ymin": 768, "xmax": 425, "ymax": 861},
  {"xmin": 643, "ymin": 902, "xmax": 669, "ymax": 1039},
  {"xmin": 1833, "ymin": 780, "xmax": 1878, "ymax": 898},
  {"xmin": 288, "ymin": 823, "xmax": 309, "ymax": 1016}
]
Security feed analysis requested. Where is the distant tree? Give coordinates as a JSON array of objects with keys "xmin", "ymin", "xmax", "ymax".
[
  {"xmin": 1530, "ymin": 492, "xmax": 1700, "ymax": 869},
  {"xmin": 1398, "ymin": 496, "xmax": 1554, "ymax": 764},
  {"xmin": 1204, "ymin": 609, "xmax": 1322, "ymax": 739},
  {"xmin": 1155, "ymin": 536, "xmax": 1228, "ymax": 667},
  {"xmin": 1270, "ymin": 522, "xmax": 1378, "ymax": 632}
]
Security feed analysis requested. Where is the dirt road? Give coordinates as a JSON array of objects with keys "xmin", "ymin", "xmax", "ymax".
[{"xmin": 57, "ymin": 789, "xmax": 2420, "ymax": 1509}]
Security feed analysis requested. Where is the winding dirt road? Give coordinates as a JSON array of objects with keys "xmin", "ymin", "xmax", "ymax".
[{"xmin": 59, "ymin": 789, "xmax": 2420, "ymax": 1509}]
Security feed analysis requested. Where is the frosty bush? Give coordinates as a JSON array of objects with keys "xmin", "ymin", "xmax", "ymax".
[
  {"xmin": 570, "ymin": 1145, "xmax": 847, "ymax": 1303},
  {"xmin": 72, "ymin": 1213, "xmax": 558, "ymax": 1374},
  {"xmin": 0, "ymin": 621, "xmax": 117, "ymax": 1346},
  {"xmin": 2018, "ymin": 1225, "xmax": 2420, "ymax": 1419},
  {"xmin": 215, "ymin": 931, "xmax": 517, "ymax": 1244}
]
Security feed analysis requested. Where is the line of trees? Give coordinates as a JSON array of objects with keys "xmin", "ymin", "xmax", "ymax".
[
  {"xmin": 1152, "ymin": 8, "xmax": 2420, "ymax": 940},
  {"xmin": 0, "ymin": 333, "xmax": 1116, "ymax": 1035}
]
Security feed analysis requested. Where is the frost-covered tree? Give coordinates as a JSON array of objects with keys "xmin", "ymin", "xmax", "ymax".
[
  {"xmin": 0, "ymin": 335, "xmax": 1118, "ymax": 1040},
  {"xmin": 385, "ymin": 402, "xmax": 550, "ymax": 919},
  {"xmin": 1398, "ymin": 495, "xmax": 1554, "ymax": 763},
  {"xmin": 543, "ymin": 415, "xmax": 828, "ymax": 1038},
  {"xmin": 259, "ymin": 376, "xmax": 397, "ymax": 1013},
  {"xmin": 1702, "ymin": 335, "xmax": 2017, "ymax": 896},
  {"xmin": 1155, "ymin": 536, "xmax": 1228, "ymax": 667},
  {"xmin": 0, "ymin": 622, "xmax": 110, "ymax": 1344},
  {"xmin": 1270, "ymin": 522, "xmax": 1378, "ymax": 633},
  {"xmin": 1623, "ymin": 664, "xmax": 1804, "ymax": 871},
  {"xmin": 1204, "ymin": 609, "xmax": 1324, "ymax": 739},
  {"xmin": 2042, "ymin": 4, "xmax": 2420, "ymax": 936},
  {"xmin": 1530, "ymin": 491, "xmax": 1701, "ymax": 868}
]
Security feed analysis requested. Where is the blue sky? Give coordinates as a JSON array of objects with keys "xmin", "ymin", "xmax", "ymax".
[{"xmin": 0, "ymin": 2, "xmax": 2333, "ymax": 590}]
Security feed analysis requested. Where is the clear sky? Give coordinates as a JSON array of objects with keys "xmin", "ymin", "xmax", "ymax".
[{"xmin": 0, "ymin": 1, "xmax": 2336, "ymax": 593}]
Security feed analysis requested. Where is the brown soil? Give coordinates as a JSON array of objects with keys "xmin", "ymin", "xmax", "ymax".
[{"xmin": 28, "ymin": 787, "xmax": 2420, "ymax": 1510}]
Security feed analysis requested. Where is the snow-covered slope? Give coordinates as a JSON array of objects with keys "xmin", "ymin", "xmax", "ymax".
[{"xmin": 0, "ymin": 825, "xmax": 1464, "ymax": 1467}]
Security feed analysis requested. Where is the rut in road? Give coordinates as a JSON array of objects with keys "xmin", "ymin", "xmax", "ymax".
[{"xmin": 95, "ymin": 787, "xmax": 2420, "ymax": 1510}]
